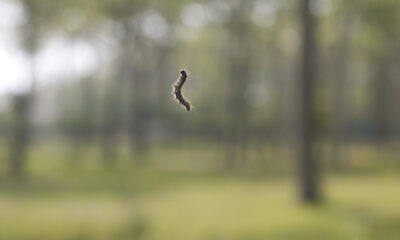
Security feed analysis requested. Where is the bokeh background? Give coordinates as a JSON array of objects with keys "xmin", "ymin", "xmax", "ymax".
[{"xmin": 1, "ymin": 0, "xmax": 400, "ymax": 239}]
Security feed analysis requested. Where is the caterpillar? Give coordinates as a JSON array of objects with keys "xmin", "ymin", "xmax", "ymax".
[{"xmin": 172, "ymin": 69, "xmax": 191, "ymax": 111}]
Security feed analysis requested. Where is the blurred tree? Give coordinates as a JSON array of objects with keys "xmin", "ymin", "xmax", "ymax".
[
  {"xmin": 299, "ymin": 0, "xmax": 319, "ymax": 202},
  {"xmin": 8, "ymin": 0, "xmax": 40, "ymax": 177},
  {"xmin": 58, "ymin": 78, "xmax": 98, "ymax": 169},
  {"xmin": 99, "ymin": 0, "xmax": 152, "ymax": 166},
  {"xmin": 9, "ymin": 95, "xmax": 30, "ymax": 177},
  {"xmin": 222, "ymin": 0, "xmax": 253, "ymax": 168},
  {"xmin": 366, "ymin": 0, "xmax": 399, "ymax": 148},
  {"xmin": 330, "ymin": 2, "xmax": 359, "ymax": 170},
  {"xmin": 100, "ymin": 77, "xmax": 124, "ymax": 168}
]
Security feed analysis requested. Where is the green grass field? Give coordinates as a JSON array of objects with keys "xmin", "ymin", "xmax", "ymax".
[{"xmin": 0, "ymin": 143, "xmax": 400, "ymax": 240}]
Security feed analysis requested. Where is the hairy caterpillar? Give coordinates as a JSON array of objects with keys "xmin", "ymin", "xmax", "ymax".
[{"xmin": 172, "ymin": 69, "xmax": 191, "ymax": 111}]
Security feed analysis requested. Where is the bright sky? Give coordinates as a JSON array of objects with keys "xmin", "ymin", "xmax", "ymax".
[{"xmin": 0, "ymin": 0, "xmax": 98, "ymax": 95}]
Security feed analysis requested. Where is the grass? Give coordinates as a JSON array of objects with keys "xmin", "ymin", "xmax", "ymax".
[{"xmin": 0, "ymin": 142, "xmax": 400, "ymax": 240}]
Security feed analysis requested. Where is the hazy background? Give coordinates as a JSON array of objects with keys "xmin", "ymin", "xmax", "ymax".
[{"xmin": 1, "ymin": 0, "xmax": 400, "ymax": 239}]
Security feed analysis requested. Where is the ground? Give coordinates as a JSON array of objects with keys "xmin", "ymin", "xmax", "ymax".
[{"xmin": 0, "ymin": 143, "xmax": 399, "ymax": 240}]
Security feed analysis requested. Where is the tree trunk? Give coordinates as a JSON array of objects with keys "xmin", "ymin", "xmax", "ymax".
[
  {"xmin": 222, "ymin": 1, "xmax": 251, "ymax": 169},
  {"xmin": 299, "ymin": 0, "xmax": 319, "ymax": 202},
  {"xmin": 9, "ymin": 95, "xmax": 31, "ymax": 177},
  {"xmin": 331, "ymin": 8, "xmax": 357, "ymax": 171}
]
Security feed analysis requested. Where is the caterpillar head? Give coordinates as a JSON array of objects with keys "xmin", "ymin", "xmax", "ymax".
[{"xmin": 180, "ymin": 69, "xmax": 188, "ymax": 77}]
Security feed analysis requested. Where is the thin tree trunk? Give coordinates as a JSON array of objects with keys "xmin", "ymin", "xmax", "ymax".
[
  {"xmin": 299, "ymin": 0, "xmax": 319, "ymax": 202},
  {"xmin": 9, "ymin": 95, "xmax": 30, "ymax": 177},
  {"xmin": 9, "ymin": 56, "xmax": 36, "ymax": 178},
  {"xmin": 331, "ymin": 9, "xmax": 357, "ymax": 171},
  {"xmin": 8, "ymin": 0, "xmax": 39, "ymax": 178},
  {"xmin": 223, "ymin": 1, "xmax": 251, "ymax": 169}
]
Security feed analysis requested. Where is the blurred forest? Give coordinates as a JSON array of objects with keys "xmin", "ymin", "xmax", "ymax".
[{"xmin": 0, "ymin": 0, "xmax": 400, "ymax": 239}]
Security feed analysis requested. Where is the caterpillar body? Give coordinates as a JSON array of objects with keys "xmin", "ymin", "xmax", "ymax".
[{"xmin": 172, "ymin": 69, "xmax": 191, "ymax": 111}]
